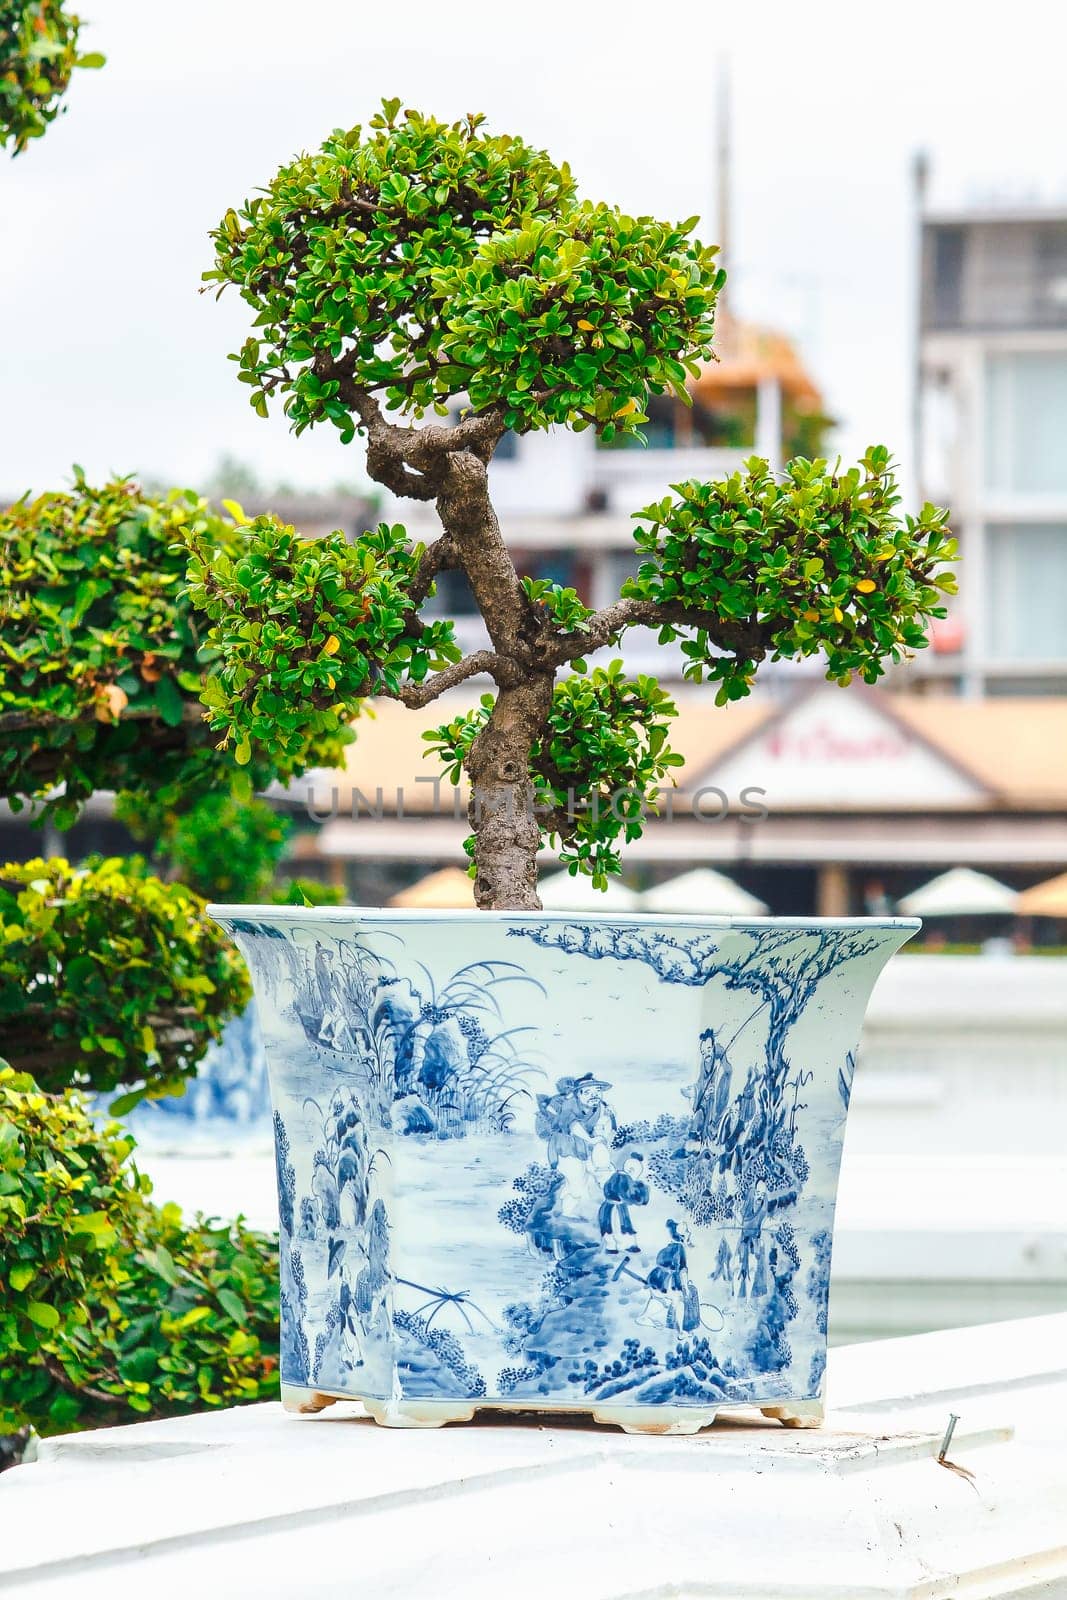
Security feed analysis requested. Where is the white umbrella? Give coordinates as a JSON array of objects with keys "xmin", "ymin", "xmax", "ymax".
[
  {"xmin": 897, "ymin": 867, "xmax": 1018, "ymax": 917},
  {"xmin": 641, "ymin": 868, "xmax": 769, "ymax": 916},
  {"xmin": 537, "ymin": 870, "xmax": 641, "ymax": 911}
]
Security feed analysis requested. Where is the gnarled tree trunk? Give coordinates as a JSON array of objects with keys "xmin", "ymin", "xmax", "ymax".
[
  {"xmin": 434, "ymin": 447, "xmax": 554, "ymax": 911},
  {"xmin": 465, "ymin": 676, "xmax": 553, "ymax": 911}
]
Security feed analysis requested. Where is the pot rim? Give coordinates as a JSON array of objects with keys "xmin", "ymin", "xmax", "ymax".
[{"xmin": 208, "ymin": 903, "xmax": 921, "ymax": 932}]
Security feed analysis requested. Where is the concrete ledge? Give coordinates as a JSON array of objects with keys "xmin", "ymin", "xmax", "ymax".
[{"xmin": 3, "ymin": 1315, "xmax": 1066, "ymax": 1597}]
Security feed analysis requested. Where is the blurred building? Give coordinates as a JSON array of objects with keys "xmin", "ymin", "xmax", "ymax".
[
  {"xmin": 916, "ymin": 193, "xmax": 1067, "ymax": 696},
  {"xmin": 289, "ymin": 684, "xmax": 1067, "ymax": 917}
]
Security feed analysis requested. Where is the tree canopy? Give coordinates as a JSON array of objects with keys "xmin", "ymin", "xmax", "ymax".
[
  {"xmin": 0, "ymin": 1, "xmax": 103, "ymax": 154},
  {"xmin": 0, "ymin": 473, "xmax": 348, "ymax": 828},
  {"xmin": 205, "ymin": 100, "xmax": 721, "ymax": 446}
]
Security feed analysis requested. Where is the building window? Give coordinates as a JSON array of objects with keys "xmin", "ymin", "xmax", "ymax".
[
  {"xmin": 605, "ymin": 550, "xmax": 644, "ymax": 596},
  {"xmin": 513, "ymin": 549, "xmax": 592, "ymax": 603},
  {"xmin": 985, "ymin": 522, "xmax": 1067, "ymax": 661},
  {"xmin": 924, "ymin": 221, "xmax": 1067, "ymax": 331},
  {"xmin": 985, "ymin": 351, "xmax": 1067, "ymax": 494},
  {"xmin": 928, "ymin": 225, "xmax": 964, "ymax": 328}
]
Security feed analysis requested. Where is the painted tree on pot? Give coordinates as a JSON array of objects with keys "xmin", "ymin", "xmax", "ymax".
[{"xmin": 197, "ymin": 100, "xmax": 957, "ymax": 911}]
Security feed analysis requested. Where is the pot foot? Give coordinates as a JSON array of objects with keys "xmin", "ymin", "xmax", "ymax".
[
  {"xmin": 281, "ymin": 1385, "xmax": 339, "ymax": 1416},
  {"xmin": 592, "ymin": 1406, "xmax": 718, "ymax": 1435},
  {"xmin": 362, "ymin": 1399, "xmax": 478, "ymax": 1429},
  {"xmin": 760, "ymin": 1400, "xmax": 824, "ymax": 1429}
]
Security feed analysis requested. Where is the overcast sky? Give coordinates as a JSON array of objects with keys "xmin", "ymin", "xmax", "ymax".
[{"xmin": 3, "ymin": 0, "xmax": 1066, "ymax": 503}]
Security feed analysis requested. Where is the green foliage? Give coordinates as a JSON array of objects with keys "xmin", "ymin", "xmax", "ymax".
[
  {"xmin": 0, "ymin": 1067, "xmax": 279, "ymax": 1435},
  {"xmin": 624, "ymin": 448, "xmax": 957, "ymax": 702},
  {"xmin": 0, "ymin": 473, "xmax": 350, "ymax": 824},
  {"xmin": 521, "ymin": 576, "xmax": 593, "ymax": 637},
  {"xmin": 207, "ymin": 103, "xmax": 572, "ymax": 433},
  {"xmin": 0, "ymin": 1, "xmax": 103, "ymax": 155},
  {"xmin": 271, "ymin": 875, "xmax": 344, "ymax": 907},
  {"xmin": 116, "ymin": 790, "xmax": 290, "ymax": 903},
  {"xmin": 186, "ymin": 515, "xmax": 459, "ymax": 764},
  {"xmin": 0, "ymin": 857, "xmax": 249, "ymax": 1102},
  {"xmin": 206, "ymin": 102, "xmax": 721, "ymax": 442},
  {"xmin": 426, "ymin": 663, "xmax": 681, "ymax": 885},
  {"xmin": 115, "ymin": 789, "xmax": 345, "ymax": 907},
  {"xmin": 432, "ymin": 206, "xmax": 722, "ymax": 437},
  {"xmin": 0, "ymin": 1066, "xmax": 146, "ymax": 1422},
  {"xmin": 0, "ymin": 475, "xmax": 308, "ymax": 826}
]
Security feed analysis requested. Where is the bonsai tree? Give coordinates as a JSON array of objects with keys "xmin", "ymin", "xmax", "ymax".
[
  {"xmin": 0, "ymin": 1, "xmax": 103, "ymax": 154},
  {"xmin": 195, "ymin": 101, "xmax": 956, "ymax": 911}
]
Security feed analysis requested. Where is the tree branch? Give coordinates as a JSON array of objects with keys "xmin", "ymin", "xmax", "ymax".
[
  {"xmin": 328, "ymin": 377, "xmax": 506, "ymax": 500},
  {"xmin": 378, "ymin": 650, "xmax": 499, "ymax": 709},
  {"xmin": 40, "ymin": 1353, "xmax": 130, "ymax": 1413},
  {"xmin": 534, "ymin": 597, "xmax": 773, "ymax": 669},
  {"xmin": 0, "ymin": 699, "xmax": 204, "ymax": 736}
]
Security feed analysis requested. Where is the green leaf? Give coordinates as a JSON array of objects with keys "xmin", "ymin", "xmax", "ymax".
[
  {"xmin": 108, "ymin": 1088, "xmax": 147, "ymax": 1118},
  {"xmin": 9, "ymin": 1265, "xmax": 35, "ymax": 1293},
  {"xmin": 26, "ymin": 1301, "xmax": 60, "ymax": 1330},
  {"xmin": 217, "ymin": 1287, "xmax": 248, "ymax": 1325},
  {"xmin": 70, "ymin": 1211, "xmax": 116, "ymax": 1243},
  {"xmin": 154, "ymin": 674, "xmax": 186, "ymax": 728},
  {"xmin": 143, "ymin": 1245, "xmax": 181, "ymax": 1287}
]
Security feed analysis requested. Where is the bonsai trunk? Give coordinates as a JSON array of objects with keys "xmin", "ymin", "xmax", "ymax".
[
  {"xmin": 433, "ymin": 447, "xmax": 557, "ymax": 912},
  {"xmin": 466, "ymin": 676, "xmax": 553, "ymax": 911}
]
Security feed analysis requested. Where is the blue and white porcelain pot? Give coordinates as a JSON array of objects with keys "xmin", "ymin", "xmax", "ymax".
[{"xmin": 209, "ymin": 907, "xmax": 917, "ymax": 1434}]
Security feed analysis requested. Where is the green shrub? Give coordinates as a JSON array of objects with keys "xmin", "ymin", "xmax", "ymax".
[
  {"xmin": 273, "ymin": 875, "xmax": 344, "ymax": 907},
  {"xmin": 0, "ymin": 473, "xmax": 350, "ymax": 827},
  {"xmin": 0, "ymin": 1066, "xmax": 279, "ymax": 1436},
  {"xmin": 0, "ymin": 856, "xmax": 249, "ymax": 1104},
  {"xmin": 115, "ymin": 790, "xmax": 290, "ymax": 903},
  {"xmin": 115, "ymin": 790, "xmax": 346, "ymax": 907}
]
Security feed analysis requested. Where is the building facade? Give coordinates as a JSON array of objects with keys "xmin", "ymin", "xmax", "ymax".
[
  {"xmin": 289, "ymin": 685, "xmax": 1067, "ymax": 921},
  {"xmin": 917, "ymin": 204, "xmax": 1067, "ymax": 696}
]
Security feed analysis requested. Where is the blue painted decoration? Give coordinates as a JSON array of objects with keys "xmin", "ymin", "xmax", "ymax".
[
  {"xmin": 210, "ymin": 908, "xmax": 916, "ymax": 1418},
  {"xmin": 99, "ymin": 1003, "xmax": 271, "ymax": 1146}
]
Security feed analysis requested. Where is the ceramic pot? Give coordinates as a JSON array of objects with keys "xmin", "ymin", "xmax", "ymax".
[{"xmin": 209, "ymin": 907, "xmax": 917, "ymax": 1434}]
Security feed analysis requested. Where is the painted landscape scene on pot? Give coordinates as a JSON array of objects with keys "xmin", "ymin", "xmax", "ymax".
[{"xmin": 218, "ymin": 912, "xmax": 913, "ymax": 1412}]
